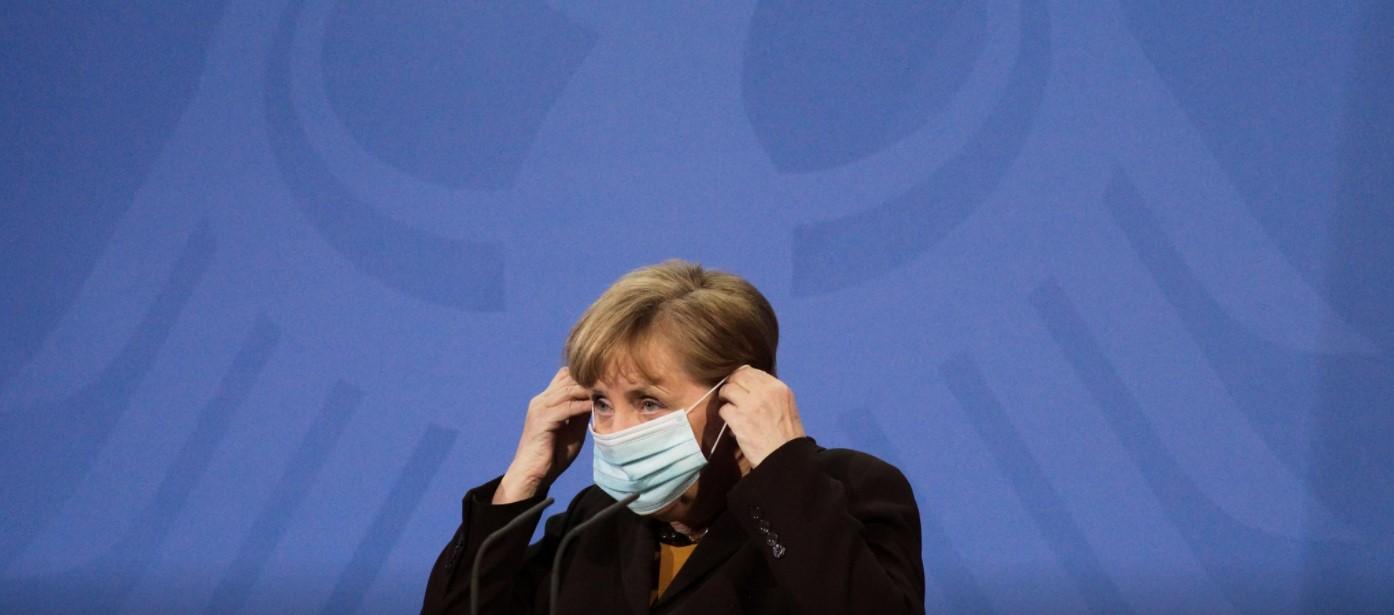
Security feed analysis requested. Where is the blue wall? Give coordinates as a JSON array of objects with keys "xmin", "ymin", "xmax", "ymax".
[{"xmin": 3, "ymin": 1, "xmax": 1391, "ymax": 612}]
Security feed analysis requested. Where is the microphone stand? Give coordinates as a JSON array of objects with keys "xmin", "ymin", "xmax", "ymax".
[
  {"xmin": 470, "ymin": 497, "xmax": 554, "ymax": 615},
  {"xmin": 549, "ymin": 493, "xmax": 639, "ymax": 615}
]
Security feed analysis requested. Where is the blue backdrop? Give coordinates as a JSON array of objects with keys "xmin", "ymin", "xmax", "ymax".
[{"xmin": 4, "ymin": 1, "xmax": 1392, "ymax": 612}]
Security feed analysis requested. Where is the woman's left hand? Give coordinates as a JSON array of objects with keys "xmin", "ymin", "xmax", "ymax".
[{"xmin": 716, "ymin": 365, "xmax": 808, "ymax": 468}]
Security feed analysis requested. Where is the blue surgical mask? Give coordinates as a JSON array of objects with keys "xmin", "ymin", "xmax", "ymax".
[{"xmin": 590, "ymin": 378, "xmax": 729, "ymax": 515}]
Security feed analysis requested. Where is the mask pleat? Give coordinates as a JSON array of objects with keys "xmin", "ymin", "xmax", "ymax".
[{"xmin": 588, "ymin": 378, "xmax": 727, "ymax": 515}]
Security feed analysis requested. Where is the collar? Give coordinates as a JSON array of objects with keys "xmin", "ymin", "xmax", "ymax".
[
  {"xmin": 618, "ymin": 507, "xmax": 745, "ymax": 611},
  {"xmin": 652, "ymin": 520, "xmax": 704, "ymax": 546}
]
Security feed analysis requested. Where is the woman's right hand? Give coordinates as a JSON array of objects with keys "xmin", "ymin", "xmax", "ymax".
[{"xmin": 493, "ymin": 367, "xmax": 592, "ymax": 504}]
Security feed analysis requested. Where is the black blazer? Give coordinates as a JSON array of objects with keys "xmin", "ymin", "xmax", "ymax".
[{"xmin": 420, "ymin": 438, "xmax": 924, "ymax": 614}]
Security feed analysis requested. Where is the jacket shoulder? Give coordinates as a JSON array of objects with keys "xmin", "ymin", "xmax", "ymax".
[
  {"xmin": 812, "ymin": 445, "xmax": 915, "ymax": 500},
  {"xmin": 813, "ymin": 445, "xmax": 901, "ymax": 475}
]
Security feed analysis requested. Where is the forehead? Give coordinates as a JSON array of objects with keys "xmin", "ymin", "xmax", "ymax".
[{"xmin": 595, "ymin": 335, "xmax": 689, "ymax": 390}]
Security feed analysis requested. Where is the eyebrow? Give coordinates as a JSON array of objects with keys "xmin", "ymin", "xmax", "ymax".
[{"xmin": 591, "ymin": 385, "xmax": 669, "ymax": 400}]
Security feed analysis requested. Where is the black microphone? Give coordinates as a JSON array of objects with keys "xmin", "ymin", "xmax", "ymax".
[
  {"xmin": 470, "ymin": 496, "xmax": 554, "ymax": 615},
  {"xmin": 549, "ymin": 492, "xmax": 640, "ymax": 615}
]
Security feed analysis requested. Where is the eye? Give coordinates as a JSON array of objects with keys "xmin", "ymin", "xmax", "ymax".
[
  {"xmin": 639, "ymin": 398, "xmax": 666, "ymax": 413},
  {"xmin": 592, "ymin": 397, "xmax": 613, "ymax": 415}
]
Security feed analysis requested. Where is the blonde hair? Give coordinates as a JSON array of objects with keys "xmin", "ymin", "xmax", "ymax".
[{"xmin": 565, "ymin": 260, "xmax": 778, "ymax": 387}]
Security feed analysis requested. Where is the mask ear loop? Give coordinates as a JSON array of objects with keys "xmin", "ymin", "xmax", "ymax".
[
  {"xmin": 707, "ymin": 421, "xmax": 730, "ymax": 457},
  {"xmin": 698, "ymin": 376, "xmax": 731, "ymax": 457}
]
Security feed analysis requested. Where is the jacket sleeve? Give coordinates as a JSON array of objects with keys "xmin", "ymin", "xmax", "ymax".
[
  {"xmin": 419, "ymin": 476, "xmax": 576, "ymax": 615},
  {"xmin": 725, "ymin": 437, "xmax": 925, "ymax": 614}
]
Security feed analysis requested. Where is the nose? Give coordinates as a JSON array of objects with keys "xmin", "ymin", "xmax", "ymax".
[{"xmin": 607, "ymin": 406, "xmax": 645, "ymax": 433}]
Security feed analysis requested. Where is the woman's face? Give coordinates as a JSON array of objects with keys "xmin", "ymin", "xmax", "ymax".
[{"xmin": 588, "ymin": 336, "xmax": 740, "ymax": 524}]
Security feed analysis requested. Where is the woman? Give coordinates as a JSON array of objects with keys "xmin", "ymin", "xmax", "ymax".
[{"xmin": 421, "ymin": 260, "xmax": 924, "ymax": 614}]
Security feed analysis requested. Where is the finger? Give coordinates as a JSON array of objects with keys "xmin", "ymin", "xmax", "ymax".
[
  {"xmin": 726, "ymin": 367, "xmax": 766, "ymax": 390},
  {"xmin": 562, "ymin": 398, "xmax": 593, "ymax": 417},
  {"xmin": 734, "ymin": 365, "xmax": 775, "ymax": 386},
  {"xmin": 734, "ymin": 364, "xmax": 770, "ymax": 380},
  {"xmin": 556, "ymin": 371, "xmax": 581, "ymax": 389},
  {"xmin": 559, "ymin": 383, "xmax": 590, "ymax": 400},
  {"xmin": 548, "ymin": 395, "xmax": 592, "ymax": 415},
  {"xmin": 543, "ymin": 383, "xmax": 590, "ymax": 405},
  {"xmin": 542, "ymin": 398, "xmax": 593, "ymax": 425},
  {"xmin": 719, "ymin": 379, "xmax": 752, "ymax": 400},
  {"xmin": 717, "ymin": 402, "xmax": 747, "ymax": 429},
  {"xmin": 716, "ymin": 382, "xmax": 746, "ymax": 405},
  {"xmin": 549, "ymin": 396, "xmax": 593, "ymax": 418}
]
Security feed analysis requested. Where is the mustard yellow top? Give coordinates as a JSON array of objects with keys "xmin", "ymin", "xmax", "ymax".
[{"xmin": 650, "ymin": 542, "xmax": 698, "ymax": 603}]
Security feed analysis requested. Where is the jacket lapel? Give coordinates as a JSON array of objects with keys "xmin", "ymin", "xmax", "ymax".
[
  {"xmin": 617, "ymin": 510, "xmax": 656, "ymax": 614},
  {"xmin": 649, "ymin": 510, "xmax": 745, "ymax": 609}
]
